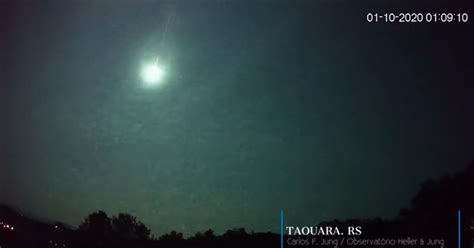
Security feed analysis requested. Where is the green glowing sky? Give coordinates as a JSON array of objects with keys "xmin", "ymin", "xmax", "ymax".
[{"xmin": 2, "ymin": 0, "xmax": 473, "ymax": 236}]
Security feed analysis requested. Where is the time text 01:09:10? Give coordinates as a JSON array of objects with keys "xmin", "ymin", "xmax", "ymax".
[{"xmin": 366, "ymin": 12, "xmax": 469, "ymax": 23}]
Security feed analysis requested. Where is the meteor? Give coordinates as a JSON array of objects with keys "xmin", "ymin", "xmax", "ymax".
[
  {"xmin": 139, "ymin": 15, "xmax": 173, "ymax": 88},
  {"xmin": 141, "ymin": 57, "xmax": 166, "ymax": 87}
]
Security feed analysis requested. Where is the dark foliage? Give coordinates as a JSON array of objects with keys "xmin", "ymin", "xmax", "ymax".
[{"xmin": 1, "ymin": 160, "xmax": 473, "ymax": 248}]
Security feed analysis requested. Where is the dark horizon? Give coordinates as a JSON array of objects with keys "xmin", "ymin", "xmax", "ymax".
[
  {"xmin": 1, "ymin": 158, "xmax": 473, "ymax": 248},
  {"xmin": 3, "ymin": 158, "xmax": 474, "ymax": 237},
  {"xmin": 2, "ymin": 0, "xmax": 474, "ymax": 238}
]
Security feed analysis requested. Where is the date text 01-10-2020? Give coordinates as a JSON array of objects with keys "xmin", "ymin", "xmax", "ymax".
[{"xmin": 367, "ymin": 12, "xmax": 469, "ymax": 23}]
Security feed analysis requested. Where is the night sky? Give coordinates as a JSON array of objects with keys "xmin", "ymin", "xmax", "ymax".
[{"xmin": 2, "ymin": 0, "xmax": 474, "ymax": 236}]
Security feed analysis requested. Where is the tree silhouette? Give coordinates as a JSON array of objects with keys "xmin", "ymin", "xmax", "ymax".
[
  {"xmin": 158, "ymin": 230, "xmax": 184, "ymax": 241},
  {"xmin": 398, "ymin": 161, "xmax": 474, "ymax": 226},
  {"xmin": 79, "ymin": 210, "xmax": 112, "ymax": 239},
  {"xmin": 203, "ymin": 228, "xmax": 215, "ymax": 239},
  {"xmin": 191, "ymin": 231, "xmax": 204, "ymax": 240},
  {"xmin": 187, "ymin": 229, "xmax": 217, "ymax": 248},
  {"xmin": 223, "ymin": 227, "xmax": 248, "ymax": 239},
  {"xmin": 135, "ymin": 221, "xmax": 151, "ymax": 240},
  {"xmin": 111, "ymin": 213, "xmax": 150, "ymax": 240},
  {"xmin": 78, "ymin": 210, "xmax": 113, "ymax": 248},
  {"xmin": 395, "ymin": 160, "xmax": 474, "ymax": 247}
]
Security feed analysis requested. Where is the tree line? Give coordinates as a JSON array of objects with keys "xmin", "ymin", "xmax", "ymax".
[{"xmin": 1, "ymin": 160, "xmax": 473, "ymax": 248}]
